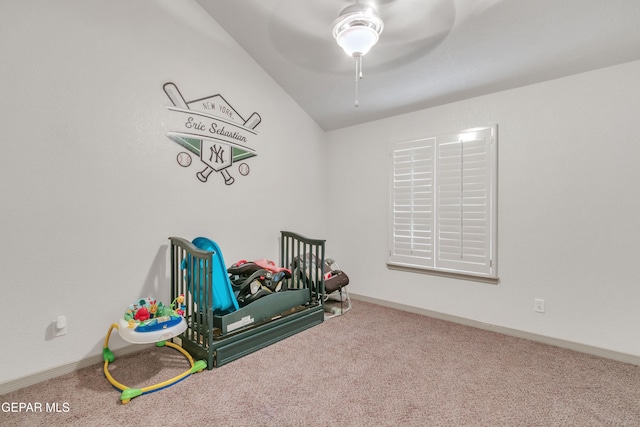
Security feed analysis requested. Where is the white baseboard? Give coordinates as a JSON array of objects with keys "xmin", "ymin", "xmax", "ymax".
[
  {"xmin": 4, "ymin": 296, "xmax": 638, "ymax": 395},
  {"xmin": 0, "ymin": 344, "xmax": 152, "ymax": 395},
  {"xmin": 351, "ymin": 293, "xmax": 640, "ymax": 366}
]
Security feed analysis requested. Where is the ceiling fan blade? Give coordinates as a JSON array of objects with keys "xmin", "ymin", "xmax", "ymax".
[{"xmin": 267, "ymin": 0, "xmax": 458, "ymax": 74}]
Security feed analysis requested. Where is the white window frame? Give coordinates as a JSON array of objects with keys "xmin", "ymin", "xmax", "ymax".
[{"xmin": 388, "ymin": 125, "xmax": 498, "ymax": 279}]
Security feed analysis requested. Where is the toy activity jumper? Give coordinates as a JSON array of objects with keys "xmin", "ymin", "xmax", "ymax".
[{"xmin": 102, "ymin": 295, "xmax": 206, "ymax": 404}]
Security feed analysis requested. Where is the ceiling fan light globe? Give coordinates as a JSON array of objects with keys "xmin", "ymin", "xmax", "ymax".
[
  {"xmin": 336, "ymin": 26, "xmax": 379, "ymax": 57},
  {"xmin": 332, "ymin": 3, "xmax": 383, "ymax": 57}
]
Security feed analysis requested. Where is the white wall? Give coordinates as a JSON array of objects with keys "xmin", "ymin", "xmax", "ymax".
[
  {"xmin": 0, "ymin": 0, "xmax": 326, "ymax": 384},
  {"xmin": 326, "ymin": 60, "xmax": 640, "ymax": 357}
]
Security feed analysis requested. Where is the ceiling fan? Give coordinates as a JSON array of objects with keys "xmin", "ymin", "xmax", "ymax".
[
  {"xmin": 331, "ymin": 1, "xmax": 384, "ymax": 107},
  {"xmin": 329, "ymin": 0, "xmax": 461, "ymax": 107}
]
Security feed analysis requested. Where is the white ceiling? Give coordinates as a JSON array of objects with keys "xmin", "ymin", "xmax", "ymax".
[{"xmin": 195, "ymin": 0, "xmax": 640, "ymax": 131}]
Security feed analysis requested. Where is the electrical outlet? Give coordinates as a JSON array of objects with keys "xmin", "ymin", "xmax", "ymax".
[
  {"xmin": 534, "ymin": 298, "xmax": 545, "ymax": 313},
  {"xmin": 54, "ymin": 315, "xmax": 68, "ymax": 336}
]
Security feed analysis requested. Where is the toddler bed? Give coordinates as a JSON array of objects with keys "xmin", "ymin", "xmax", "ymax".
[{"xmin": 169, "ymin": 231, "xmax": 326, "ymax": 369}]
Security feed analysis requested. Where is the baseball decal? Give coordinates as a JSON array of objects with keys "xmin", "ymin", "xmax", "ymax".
[
  {"xmin": 177, "ymin": 152, "xmax": 192, "ymax": 167},
  {"xmin": 238, "ymin": 163, "xmax": 250, "ymax": 176}
]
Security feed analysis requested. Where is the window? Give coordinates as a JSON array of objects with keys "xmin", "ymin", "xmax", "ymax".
[{"xmin": 388, "ymin": 125, "xmax": 498, "ymax": 279}]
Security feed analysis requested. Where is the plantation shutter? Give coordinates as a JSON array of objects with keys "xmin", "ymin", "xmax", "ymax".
[
  {"xmin": 389, "ymin": 138, "xmax": 435, "ymax": 268},
  {"xmin": 435, "ymin": 128, "xmax": 495, "ymax": 276},
  {"xmin": 389, "ymin": 126, "xmax": 497, "ymax": 279}
]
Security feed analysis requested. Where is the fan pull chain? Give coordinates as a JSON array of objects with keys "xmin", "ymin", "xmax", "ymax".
[{"xmin": 354, "ymin": 55, "xmax": 363, "ymax": 107}]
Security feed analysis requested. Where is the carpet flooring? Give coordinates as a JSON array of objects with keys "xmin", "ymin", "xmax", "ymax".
[{"xmin": 2, "ymin": 300, "xmax": 640, "ymax": 426}]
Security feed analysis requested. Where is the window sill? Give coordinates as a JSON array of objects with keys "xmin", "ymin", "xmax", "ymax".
[{"xmin": 386, "ymin": 263, "xmax": 500, "ymax": 285}]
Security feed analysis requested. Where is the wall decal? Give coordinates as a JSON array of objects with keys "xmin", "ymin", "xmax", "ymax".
[
  {"xmin": 163, "ymin": 82, "xmax": 262, "ymax": 185},
  {"xmin": 176, "ymin": 152, "xmax": 192, "ymax": 167}
]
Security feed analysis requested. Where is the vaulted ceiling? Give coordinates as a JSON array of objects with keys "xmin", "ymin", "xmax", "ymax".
[{"xmin": 196, "ymin": 0, "xmax": 640, "ymax": 131}]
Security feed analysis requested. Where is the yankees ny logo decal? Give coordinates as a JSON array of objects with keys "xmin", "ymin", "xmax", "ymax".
[{"xmin": 210, "ymin": 145, "xmax": 225, "ymax": 164}]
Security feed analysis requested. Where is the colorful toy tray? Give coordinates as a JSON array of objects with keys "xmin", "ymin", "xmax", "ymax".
[{"xmin": 116, "ymin": 317, "xmax": 187, "ymax": 344}]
